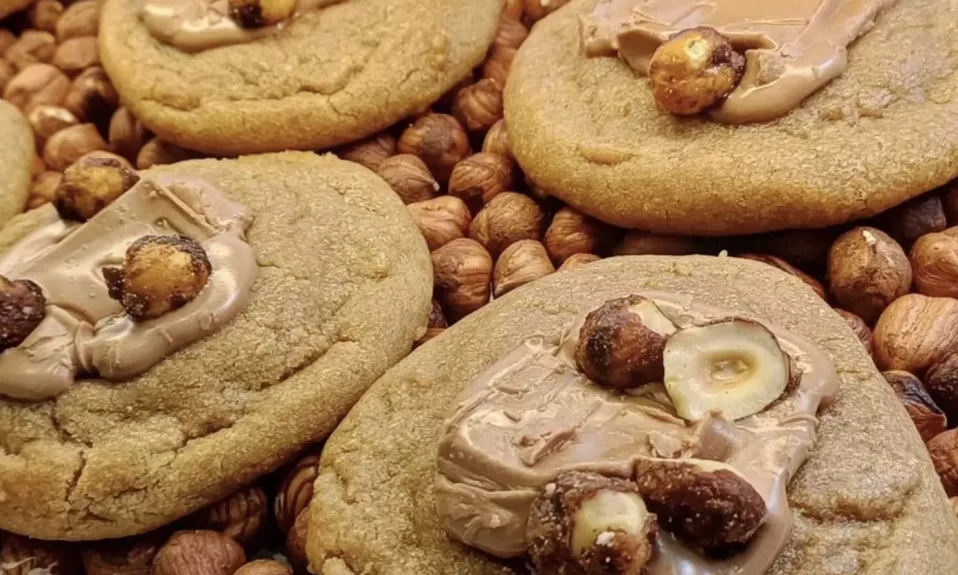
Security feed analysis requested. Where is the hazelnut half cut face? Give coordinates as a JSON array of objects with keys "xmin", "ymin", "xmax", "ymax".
[
  {"xmin": 663, "ymin": 319, "xmax": 790, "ymax": 422},
  {"xmin": 103, "ymin": 235, "xmax": 212, "ymax": 321},
  {"xmin": 228, "ymin": 0, "xmax": 296, "ymax": 28},
  {"xmin": 0, "ymin": 276, "xmax": 46, "ymax": 351}
]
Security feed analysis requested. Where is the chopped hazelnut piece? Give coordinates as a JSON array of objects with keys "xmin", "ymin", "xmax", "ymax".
[
  {"xmin": 0, "ymin": 277, "xmax": 46, "ymax": 351},
  {"xmin": 228, "ymin": 0, "xmax": 295, "ymax": 28}
]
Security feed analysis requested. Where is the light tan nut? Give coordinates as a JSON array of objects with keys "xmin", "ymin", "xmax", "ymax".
[
  {"xmin": 833, "ymin": 308, "xmax": 874, "ymax": 358},
  {"xmin": 493, "ymin": 13, "xmax": 528, "ymax": 50},
  {"xmin": 0, "ymin": 60, "xmax": 14, "ymax": 95},
  {"xmin": 493, "ymin": 239, "xmax": 554, "ymax": 297},
  {"xmin": 649, "ymin": 27, "xmax": 744, "ymax": 116},
  {"xmin": 63, "ymin": 66, "xmax": 118, "ymax": 123},
  {"xmin": 468, "ymin": 191, "xmax": 546, "ymax": 257},
  {"xmin": 28, "ymin": 0, "xmax": 64, "ymax": 33},
  {"xmin": 28, "ymin": 170, "xmax": 64, "ymax": 209},
  {"xmin": 613, "ymin": 231, "xmax": 705, "ymax": 256},
  {"xmin": 431, "ymin": 238, "xmax": 493, "ymax": 322},
  {"xmin": 228, "ymin": 0, "xmax": 296, "ymax": 28},
  {"xmin": 910, "ymin": 227, "xmax": 958, "ymax": 298},
  {"xmin": 0, "ymin": 276, "xmax": 46, "ymax": 351},
  {"xmin": 883, "ymin": 370, "xmax": 948, "ymax": 443},
  {"xmin": 43, "ymin": 123, "xmax": 108, "ymax": 172},
  {"xmin": 876, "ymin": 194, "xmax": 947, "ymax": 249},
  {"xmin": 545, "ymin": 207, "xmax": 617, "ymax": 265},
  {"xmin": 235, "ymin": 560, "xmax": 293, "ymax": 575},
  {"xmin": 827, "ymin": 226, "xmax": 912, "ymax": 324},
  {"xmin": 285, "ymin": 511, "xmax": 310, "ymax": 575},
  {"xmin": 928, "ymin": 429, "xmax": 958, "ymax": 497},
  {"xmin": 187, "ymin": 486, "xmax": 268, "ymax": 549},
  {"xmin": 482, "ymin": 118, "xmax": 510, "ymax": 158},
  {"xmin": 452, "ymin": 78, "xmax": 504, "ymax": 133},
  {"xmin": 873, "ymin": 293, "xmax": 958, "ymax": 373},
  {"xmin": 0, "ymin": 534, "xmax": 81, "ymax": 575},
  {"xmin": 525, "ymin": 0, "xmax": 571, "ymax": 23},
  {"xmin": 558, "ymin": 253, "xmax": 601, "ymax": 272},
  {"xmin": 576, "ymin": 295, "xmax": 677, "ymax": 390},
  {"xmin": 482, "ymin": 45, "xmax": 517, "ymax": 88},
  {"xmin": 336, "ymin": 133, "xmax": 396, "ymax": 171},
  {"xmin": 136, "ymin": 138, "xmax": 191, "ymax": 170},
  {"xmin": 397, "ymin": 113, "xmax": 470, "ymax": 184},
  {"xmin": 3, "ymin": 63, "xmax": 71, "ymax": 112},
  {"xmin": 27, "ymin": 104, "xmax": 79, "ymax": 144},
  {"xmin": 109, "ymin": 107, "xmax": 151, "ymax": 163},
  {"xmin": 275, "ymin": 452, "xmax": 322, "ymax": 534},
  {"xmin": 152, "ymin": 530, "xmax": 246, "ymax": 575},
  {"xmin": 375, "ymin": 154, "xmax": 439, "ymax": 204},
  {"xmin": 103, "ymin": 235, "xmax": 212, "ymax": 321},
  {"xmin": 448, "ymin": 152, "xmax": 515, "ymax": 214},
  {"xmin": 527, "ymin": 471, "xmax": 655, "ymax": 575},
  {"xmin": 53, "ymin": 151, "xmax": 138, "ymax": 220},
  {"xmin": 738, "ymin": 253, "xmax": 827, "ymax": 301},
  {"xmin": 5, "ymin": 30, "xmax": 57, "ymax": 71},
  {"xmin": 56, "ymin": 0, "xmax": 100, "ymax": 41},
  {"xmin": 52, "ymin": 36, "xmax": 100, "ymax": 75},
  {"xmin": 80, "ymin": 533, "xmax": 164, "ymax": 575},
  {"xmin": 926, "ymin": 351, "xmax": 958, "ymax": 426},
  {"xmin": 407, "ymin": 195, "xmax": 472, "ymax": 252}
]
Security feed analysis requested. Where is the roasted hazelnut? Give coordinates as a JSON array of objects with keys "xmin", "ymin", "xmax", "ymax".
[
  {"xmin": 285, "ymin": 510, "xmax": 310, "ymax": 575},
  {"xmin": 910, "ymin": 228, "xmax": 958, "ymax": 298},
  {"xmin": 152, "ymin": 530, "xmax": 246, "ymax": 575},
  {"xmin": 827, "ymin": 227, "xmax": 912, "ymax": 324},
  {"xmin": 0, "ymin": 276, "xmax": 46, "ymax": 351},
  {"xmin": 3, "ymin": 63, "xmax": 71, "ymax": 112},
  {"xmin": 493, "ymin": 239, "xmax": 554, "ymax": 297},
  {"xmin": 943, "ymin": 182, "xmax": 958, "ymax": 226},
  {"xmin": 833, "ymin": 308, "xmax": 874, "ymax": 358},
  {"xmin": 53, "ymin": 151, "xmax": 139, "ymax": 221},
  {"xmin": 738, "ymin": 253, "xmax": 827, "ymax": 301},
  {"xmin": 52, "ymin": 36, "xmax": 100, "ymax": 75},
  {"xmin": 746, "ymin": 228, "xmax": 839, "ymax": 272},
  {"xmin": 375, "ymin": 154, "xmax": 439, "ymax": 204},
  {"xmin": 109, "ymin": 107, "xmax": 151, "ymax": 163},
  {"xmin": 469, "ymin": 192, "xmax": 546, "ymax": 257},
  {"xmin": 431, "ymin": 238, "xmax": 493, "ymax": 321},
  {"xmin": 235, "ymin": 560, "xmax": 293, "ymax": 575},
  {"xmin": 0, "ymin": 535, "xmax": 81, "ymax": 575},
  {"xmin": 524, "ymin": 0, "xmax": 571, "ymax": 23},
  {"xmin": 447, "ymin": 152, "xmax": 515, "ymax": 213},
  {"xmin": 27, "ymin": 104, "xmax": 79, "ymax": 144},
  {"xmin": 928, "ymin": 429, "xmax": 958, "ymax": 497},
  {"xmin": 873, "ymin": 294, "xmax": 958, "ymax": 373},
  {"xmin": 876, "ymin": 194, "xmax": 947, "ymax": 249},
  {"xmin": 28, "ymin": 0, "xmax": 65, "ymax": 33},
  {"xmin": 882, "ymin": 370, "xmax": 948, "ymax": 443},
  {"xmin": 501, "ymin": 0, "xmax": 524, "ymax": 20},
  {"xmin": 528, "ymin": 471, "xmax": 654, "ymax": 575},
  {"xmin": 57, "ymin": 0, "xmax": 100, "ymax": 41},
  {"xmin": 482, "ymin": 45, "xmax": 516, "ymax": 88},
  {"xmin": 544, "ymin": 207, "xmax": 617, "ymax": 265},
  {"xmin": 492, "ymin": 15, "xmax": 528, "ymax": 50},
  {"xmin": 648, "ymin": 27, "xmax": 745, "ymax": 116},
  {"xmin": 43, "ymin": 123, "xmax": 109, "ymax": 171},
  {"xmin": 63, "ymin": 66, "xmax": 118, "ymax": 123},
  {"xmin": 407, "ymin": 195, "xmax": 472, "ymax": 252},
  {"xmin": 103, "ymin": 235, "xmax": 212, "ymax": 321},
  {"xmin": 0, "ymin": 29, "xmax": 15, "ymax": 54},
  {"xmin": 188, "ymin": 486, "xmax": 268, "ymax": 549},
  {"xmin": 482, "ymin": 118, "xmax": 510, "ymax": 158},
  {"xmin": 136, "ymin": 138, "xmax": 192, "ymax": 170},
  {"xmin": 416, "ymin": 299, "xmax": 448, "ymax": 346},
  {"xmin": 397, "ymin": 114, "xmax": 470, "ymax": 184},
  {"xmin": 275, "ymin": 452, "xmax": 322, "ymax": 534},
  {"xmin": 228, "ymin": 0, "xmax": 296, "ymax": 28},
  {"xmin": 452, "ymin": 78, "xmax": 504, "ymax": 133},
  {"xmin": 28, "ymin": 170, "xmax": 64, "ymax": 209},
  {"xmin": 5, "ymin": 30, "xmax": 57, "ymax": 71},
  {"xmin": 576, "ymin": 295, "xmax": 677, "ymax": 389},
  {"xmin": 926, "ymin": 352, "xmax": 958, "ymax": 425},
  {"xmin": 558, "ymin": 253, "xmax": 601, "ymax": 272},
  {"xmin": 336, "ymin": 133, "xmax": 396, "ymax": 171},
  {"xmin": 0, "ymin": 60, "xmax": 14, "ymax": 94},
  {"xmin": 614, "ymin": 231, "xmax": 705, "ymax": 256},
  {"xmin": 81, "ymin": 533, "xmax": 164, "ymax": 575}
]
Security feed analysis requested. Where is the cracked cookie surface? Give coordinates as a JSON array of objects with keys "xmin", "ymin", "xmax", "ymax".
[{"xmin": 0, "ymin": 101, "xmax": 33, "ymax": 228}]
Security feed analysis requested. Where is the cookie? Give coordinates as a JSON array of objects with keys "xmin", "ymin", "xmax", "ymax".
[
  {"xmin": 98, "ymin": 0, "xmax": 500, "ymax": 156},
  {"xmin": 0, "ymin": 151, "xmax": 432, "ymax": 540},
  {"xmin": 505, "ymin": 0, "xmax": 958, "ymax": 235},
  {"xmin": 305, "ymin": 255, "xmax": 958, "ymax": 575},
  {"xmin": 0, "ymin": 101, "xmax": 34, "ymax": 228}
]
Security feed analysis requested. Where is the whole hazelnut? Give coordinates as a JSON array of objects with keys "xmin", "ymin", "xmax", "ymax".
[
  {"xmin": 873, "ymin": 294, "xmax": 958, "ymax": 373},
  {"xmin": 738, "ymin": 253, "xmax": 827, "ymax": 301},
  {"xmin": 0, "ymin": 276, "xmax": 46, "ymax": 351},
  {"xmin": 28, "ymin": 170, "xmax": 64, "ymax": 209},
  {"xmin": 482, "ymin": 119, "xmax": 510, "ymax": 158},
  {"xmin": 103, "ymin": 235, "xmax": 212, "ymax": 321},
  {"xmin": 57, "ymin": 0, "xmax": 100, "ymax": 41},
  {"xmin": 576, "ymin": 295, "xmax": 678, "ymax": 389},
  {"xmin": 81, "ymin": 533, "xmax": 165, "ymax": 575},
  {"xmin": 0, "ymin": 29, "xmax": 15, "ymax": 54},
  {"xmin": 152, "ymin": 530, "xmax": 246, "ymax": 575},
  {"xmin": 493, "ymin": 239, "xmax": 555, "ymax": 297},
  {"xmin": 228, "ymin": 0, "xmax": 296, "ymax": 28},
  {"xmin": 109, "ymin": 107, "xmax": 152, "ymax": 163},
  {"xmin": 43, "ymin": 123, "xmax": 109, "ymax": 171},
  {"xmin": 187, "ymin": 486, "xmax": 268, "ymax": 549},
  {"xmin": 501, "ymin": 0, "xmax": 524, "ymax": 20},
  {"xmin": 876, "ymin": 194, "xmax": 947, "ymax": 249},
  {"xmin": 396, "ymin": 114, "xmax": 470, "ymax": 183},
  {"xmin": 926, "ymin": 351, "xmax": 958, "ymax": 425},
  {"xmin": 336, "ymin": 133, "xmax": 396, "ymax": 171},
  {"xmin": 746, "ymin": 228, "xmax": 839, "ymax": 272},
  {"xmin": 613, "ymin": 231, "xmax": 705, "ymax": 256},
  {"xmin": 544, "ymin": 207, "xmax": 617, "ymax": 264},
  {"xmin": 285, "ymin": 511, "xmax": 310, "ymax": 575},
  {"xmin": 910, "ymin": 228, "xmax": 958, "ymax": 298},
  {"xmin": 452, "ymin": 78, "xmax": 503, "ymax": 133},
  {"xmin": 235, "ymin": 560, "xmax": 292, "ymax": 575},
  {"xmin": 827, "ymin": 226, "xmax": 912, "ymax": 324},
  {"xmin": 833, "ymin": 308, "xmax": 874, "ymax": 358},
  {"xmin": 493, "ymin": 15, "xmax": 528, "ymax": 50},
  {"xmin": 375, "ymin": 154, "xmax": 439, "ymax": 204},
  {"xmin": 53, "ymin": 151, "xmax": 138, "ymax": 220},
  {"xmin": 275, "ymin": 452, "xmax": 322, "ymax": 534},
  {"xmin": 28, "ymin": 0, "xmax": 65, "ymax": 33},
  {"xmin": 28, "ymin": 104, "xmax": 79, "ymax": 144},
  {"xmin": 5, "ymin": 30, "xmax": 57, "ymax": 71},
  {"xmin": 482, "ymin": 45, "xmax": 517, "ymax": 88},
  {"xmin": 447, "ymin": 152, "xmax": 515, "ymax": 213},
  {"xmin": 416, "ymin": 298, "xmax": 448, "ymax": 346},
  {"xmin": 0, "ymin": 60, "xmax": 14, "ymax": 94},
  {"xmin": 0, "ymin": 535, "xmax": 81, "ymax": 575},
  {"xmin": 63, "ymin": 66, "xmax": 118, "ymax": 123},
  {"xmin": 136, "ymin": 138, "xmax": 191, "ymax": 169},
  {"xmin": 52, "ymin": 36, "xmax": 100, "ymax": 76},
  {"xmin": 524, "ymin": 0, "xmax": 571, "ymax": 22},
  {"xmin": 928, "ymin": 429, "xmax": 958, "ymax": 497},
  {"xmin": 558, "ymin": 253, "xmax": 601, "ymax": 272},
  {"xmin": 883, "ymin": 370, "xmax": 948, "ymax": 443},
  {"xmin": 407, "ymin": 195, "xmax": 472, "ymax": 252},
  {"xmin": 468, "ymin": 192, "xmax": 546, "ymax": 257},
  {"xmin": 3, "ymin": 63, "xmax": 71, "ymax": 112},
  {"xmin": 648, "ymin": 27, "xmax": 745, "ymax": 116},
  {"xmin": 431, "ymin": 238, "xmax": 493, "ymax": 321}
]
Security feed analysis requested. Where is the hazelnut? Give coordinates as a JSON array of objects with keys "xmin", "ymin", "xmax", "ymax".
[
  {"xmin": 407, "ymin": 195, "xmax": 472, "ymax": 252},
  {"xmin": 910, "ymin": 228, "xmax": 958, "ymax": 298},
  {"xmin": 416, "ymin": 299, "xmax": 448, "ymax": 347},
  {"xmin": 136, "ymin": 138, "xmax": 191, "ymax": 169},
  {"xmin": 745, "ymin": 228, "xmax": 839, "ymax": 272},
  {"xmin": 524, "ymin": 0, "xmax": 571, "ymax": 23},
  {"xmin": 235, "ymin": 560, "xmax": 292, "ymax": 575},
  {"xmin": 576, "ymin": 295, "xmax": 677, "ymax": 389},
  {"xmin": 527, "ymin": 471, "xmax": 655, "ymax": 575},
  {"xmin": 481, "ymin": 118, "xmax": 510, "ymax": 158},
  {"xmin": 63, "ymin": 66, "xmax": 118, "ymax": 123},
  {"xmin": 468, "ymin": 191, "xmax": 546, "ymax": 257},
  {"xmin": 827, "ymin": 227, "xmax": 912, "ymax": 324},
  {"xmin": 31, "ymin": 156, "xmax": 47, "ymax": 177},
  {"xmin": 0, "ymin": 29, "xmax": 15, "ymax": 54},
  {"xmin": 53, "ymin": 151, "xmax": 138, "ymax": 221},
  {"xmin": 152, "ymin": 530, "xmax": 246, "ymax": 575},
  {"xmin": 492, "ymin": 15, "xmax": 528, "ymax": 50},
  {"xmin": 5, "ymin": 30, "xmax": 57, "ymax": 71},
  {"xmin": 52, "ymin": 36, "xmax": 100, "ymax": 76},
  {"xmin": 738, "ymin": 253, "xmax": 827, "ymax": 301},
  {"xmin": 28, "ymin": 0, "xmax": 65, "ymax": 33},
  {"xmin": 43, "ymin": 123, "xmax": 109, "ymax": 172},
  {"xmin": 103, "ymin": 235, "xmax": 212, "ymax": 321},
  {"xmin": 28, "ymin": 170, "xmax": 64, "ymax": 209},
  {"xmin": 0, "ymin": 60, "xmax": 14, "ymax": 94},
  {"xmin": 285, "ymin": 510, "xmax": 310, "ymax": 575},
  {"xmin": 81, "ymin": 533, "xmax": 164, "ymax": 575},
  {"xmin": 928, "ymin": 429, "xmax": 958, "ymax": 497},
  {"xmin": 56, "ymin": 0, "xmax": 100, "ymax": 41},
  {"xmin": 452, "ymin": 78, "xmax": 503, "ymax": 133},
  {"xmin": 434, "ymin": 74, "xmax": 476, "ymax": 114},
  {"xmin": 228, "ymin": 0, "xmax": 296, "ymax": 28},
  {"xmin": 431, "ymin": 238, "xmax": 493, "ymax": 321},
  {"xmin": 501, "ymin": 0, "xmax": 524, "ymax": 20},
  {"xmin": 109, "ymin": 107, "xmax": 152, "ymax": 163},
  {"xmin": 27, "ymin": 104, "xmax": 79, "ymax": 144},
  {"xmin": 493, "ymin": 239, "xmax": 554, "ymax": 297},
  {"xmin": 0, "ymin": 276, "xmax": 46, "ymax": 351},
  {"xmin": 558, "ymin": 253, "xmax": 601, "ymax": 272},
  {"xmin": 833, "ymin": 308, "xmax": 874, "ymax": 358},
  {"xmin": 926, "ymin": 351, "xmax": 958, "ymax": 425},
  {"xmin": 447, "ymin": 152, "xmax": 515, "ymax": 213},
  {"xmin": 482, "ymin": 45, "xmax": 516, "ymax": 88},
  {"xmin": 873, "ymin": 294, "xmax": 958, "ymax": 373},
  {"xmin": 648, "ymin": 27, "xmax": 745, "ymax": 116},
  {"xmin": 614, "ymin": 231, "xmax": 705, "ymax": 256},
  {"xmin": 336, "ymin": 133, "xmax": 396, "ymax": 171},
  {"xmin": 883, "ymin": 370, "xmax": 948, "ymax": 443},
  {"xmin": 275, "ymin": 452, "xmax": 322, "ymax": 534},
  {"xmin": 544, "ymin": 207, "xmax": 617, "ymax": 265},
  {"xmin": 3, "ymin": 63, "xmax": 71, "ymax": 112},
  {"xmin": 396, "ymin": 114, "xmax": 470, "ymax": 183},
  {"xmin": 375, "ymin": 154, "xmax": 439, "ymax": 204},
  {"xmin": 0, "ymin": 535, "xmax": 81, "ymax": 575},
  {"xmin": 187, "ymin": 486, "xmax": 268, "ymax": 549},
  {"xmin": 876, "ymin": 194, "xmax": 947, "ymax": 249}
]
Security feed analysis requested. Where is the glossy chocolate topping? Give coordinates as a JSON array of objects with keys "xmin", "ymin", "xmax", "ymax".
[
  {"xmin": 581, "ymin": 0, "xmax": 894, "ymax": 123},
  {"xmin": 435, "ymin": 292, "xmax": 838, "ymax": 574},
  {"xmin": 0, "ymin": 176, "xmax": 258, "ymax": 401}
]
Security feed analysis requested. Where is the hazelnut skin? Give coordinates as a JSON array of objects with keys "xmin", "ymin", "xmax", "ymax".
[
  {"xmin": 152, "ymin": 530, "xmax": 246, "ymax": 575},
  {"xmin": 876, "ymin": 194, "xmax": 947, "ymax": 249},
  {"xmin": 910, "ymin": 228, "xmax": 958, "ymax": 298},
  {"xmin": 375, "ymin": 154, "xmax": 439, "ymax": 204},
  {"xmin": 0, "ymin": 277, "xmax": 46, "ymax": 351},
  {"xmin": 397, "ymin": 114, "xmax": 470, "ymax": 184},
  {"xmin": 186, "ymin": 486, "xmax": 268, "ymax": 550},
  {"xmin": 0, "ymin": 535, "xmax": 81, "ymax": 575},
  {"xmin": 827, "ymin": 226, "xmax": 912, "ymax": 324},
  {"xmin": 613, "ymin": 231, "xmax": 705, "ymax": 257},
  {"xmin": 285, "ymin": 510, "xmax": 310, "ymax": 575},
  {"xmin": 834, "ymin": 308, "xmax": 874, "ymax": 359},
  {"xmin": 337, "ymin": 133, "xmax": 396, "ymax": 172},
  {"xmin": 452, "ymin": 78, "xmax": 504, "ymax": 133},
  {"xmin": 229, "ymin": 0, "xmax": 296, "ymax": 28},
  {"xmin": 492, "ymin": 239, "xmax": 555, "ymax": 297},
  {"xmin": 43, "ymin": 123, "xmax": 109, "ymax": 172},
  {"xmin": 81, "ymin": 532, "xmax": 165, "ymax": 575},
  {"xmin": 468, "ymin": 192, "xmax": 546, "ymax": 257},
  {"xmin": 558, "ymin": 253, "xmax": 602, "ymax": 272},
  {"xmin": 448, "ymin": 152, "xmax": 516, "ymax": 214},
  {"xmin": 925, "ymin": 351, "xmax": 958, "ymax": 425},
  {"xmin": 53, "ymin": 151, "xmax": 139, "ymax": 221},
  {"xmin": 738, "ymin": 253, "xmax": 827, "ymax": 301},
  {"xmin": 928, "ymin": 429, "xmax": 958, "ymax": 497},
  {"xmin": 431, "ymin": 238, "xmax": 493, "ymax": 322},
  {"xmin": 416, "ymin": 299, "xmax": 448, "ymax": 347},
  {"xmin": 235, "ymin": 560, "xmax": 292, "ymax": 575},
  {"xmin": 544, "ymin": 207, "xmax": 617, "ymax": 265},
  {"xmin": 482, "ymin": 119, "xmax": 511, "ymax": 158},
  {"xmin": 873, "ymin": 293, "xmax": 958, "ymax": 373},
  {"xmin": 883, "ymin": 370, "xmax": 947, "ymax": 443},
  {"xmin": 407, "ymin": 195, "xmax": 472, "ymax": 252}
]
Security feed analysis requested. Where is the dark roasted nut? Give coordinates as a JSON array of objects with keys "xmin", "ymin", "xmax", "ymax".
[
  {"xmin": 286, "ymin": 511, "xmax": 310, "ymax": 575},
  {"xmin": 63, "ymin": 66, "xmax": 118, "ymax": 123},
  {"xmin": 0, "ymin": 277, "xmax": 46, "ymax": 351},
  {"xmin": 5, "ymin": 31, "xmax": 57, "ymax": 71},
  {"xmin": 558, "ymin": 253, "xmax": 602, "ymax": 272},
  {"xmin": 152, "ymin": 530, "xmax": 246, "ymax": 575},
  {"xmin": 493, "ymin": 13, "xmax": 528, "ymax": 50},
  {"xmin": 747, "ymin": 228, "xmax": 839, "ymax": 272},
  {"xmin": 43, "ymin": 123, "xmax": 109, "ymax": 171},
  {"xmin": 910, "ymin": 228, "xmax": 958, "ymax": 298},
  {"xmin": 235, "ymin": 560, "xmax": 293, "ymax": 575},
  {"xmin": 28, "ymin": 0, "xmax": 64, "ymax": 33},
  {"xmin": 834, "ymin": 308, "xmax": 874, "ymax": 358},
  {"xmin": 874, "ymin": 294, "xmax": 958, "ymax": 373},
  {"xmin": 81, "ymin": 533, "xmax": 164, "ymax": 575},
  {"xmin": 375, "ymin": 154, "xmax": 439, "ymax": 204},
  {"xmin": 452, "ymin": 78, "xmax": 504, "ymax": 133},
  {"xmin": 482, "ymin": 45, "xmax": 516, "ymax": 88},
  {"xmin": 501, "ymin": 0, "xmax": 523, "ymax": 20},
  {"xmin": 431, "ymin": 238, "xmax": 493, "ymax": 322},
  {"xmin": 27, "ymin": 104, "xmax": 79, "ymax": 144},
  {"xmin": 53, "ymin": 151, "xmax": 139, "ymax": 221},
  {"xmin": 0, "ymin": 535, "xmax": 81, "ymax": 575},
  {"xmin": 876, "ymin": 194, "xmax": 947, "ymax": 249},
  {"xmin": 545, "ymin": 207, "xmax": 617, "ymax": 265},
  {"xmin": 738, "ymin": 253, "xmax": 827, "ymax": 301},
  {"xmin": 228, "ymin": 0, "xmax": 296, "ymax": 27},
  {"xmin": 493, "ymin": 239, "xmax": 554, "ymax": 297},
  {"xmin": 28, "ymin": 170, "xmax": 64, "ymax": 209},
  {"xmin": 448, "ymin": 152, "xmax": 515, "ymax": 214},
  {"xmin": 397, "ymin": 113, "xmax": 470, "ymax": 183},
  {"xmin": 188, "ymin": 486, "xmax": 268, "ymax": 549},
  {"xmin": 527, "ymin": 471, "xmax": 655, "ymax": 575},
  {"xmin": 407, "ymin": 195, "xmax": 472, "ymax": 252},
  {"xmin": 275, "ymin": 452, "xmax": 322, "ymax": 534},
  {"xmin": 3, "ymin": 63, "xmax": 71, "ymax": 112},
  {"xmin": 614, "ymin": 231, "xmax": 704, "ymax": 256},
  {"xmin": 337, "ymin": 133, "xmax": 396, "ymax": 171},
  {"xmin": 57, "ymin": 0, "xmax": 100, "ymax": 41},
  {"xmin": 104, "ymin": 235, "xmax": 212, "ymax": 321},
  {"xmin": 482, "ymin": 118, "xmax": 510, "ymax": 158},
  {"xmin": 136, "ymin": 138, "xmax": 191, "ymax": 170},
  {"xmin": 928, "ymin": 429, "xmax": 958, "ymax": 498},
  {"xmin": 576, "ymin": 295, "xmax": 677, "ymax": 389},
  {"xmin": 883, "ymin": 370, "xmax": 948, "ymax": 443},
  {"xmin": 468, "ymin": 192, "xmax": 546, "ymax": 257},
  {"xmin": 52, "ymin": 36, "xmax": 100, "ymax": 75},
  {"xmin": 926, "ymin": 352, "xmax": 958, "ymax": 425},
  {"xmin": 648, "ymin": 27, "xmax": 744, "ymax": 116},
  {"xmin": 827, "ymin": 226, "xmax": 912, "ymax": 324},
  {"xmin": 416, "ymin": 299, "xmax": 448, "ymax": 347},
  {"xmin": 109, "ymin": 107, "xmax": 151, "ymax": 164}
]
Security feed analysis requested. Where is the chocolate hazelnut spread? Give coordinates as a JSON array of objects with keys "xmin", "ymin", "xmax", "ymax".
[
  {"xmin": 435, "ymin": 292, "xmax": 839, "ymax": 574},
  {"xmin": 140, "ymin": 0, "xmax": 343, "ymax": 52},
  {"xmin": 581, "ymin": 0, "xmax": 894, "ymax": 123},
  {"xmin": 0, "ymin": 176, "xmax": 258, "ymax": 401}
]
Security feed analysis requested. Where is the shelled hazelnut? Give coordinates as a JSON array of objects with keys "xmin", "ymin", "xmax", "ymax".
[
  {"xmin": 524, "ymin": 0, "xmax": 571, "ymax": 23},
  {"xmin": 81, "ymin": 533, "xmax": 165, "ymax": 575},
  {"xmin": 52, "ymin": 36, "xmax": 100, "ymax": 75},
  {"xmin": 337, "ymin": 133, "xmax": 396, "ymax": 171},
  {"xmin": 136, "ymin": 138, "xmax": 191, "ymax": 169},
  {"xmin": 228, "ymin": 0, "xmax": 297, "ymax": 28},
  {"xmin": 43, "ymin": 123, "xmax": 108, "ymax": 171},
  {"xmin": 910, "ymin": 228, "xmax": 958, "ymax": 298},
  {"xmin": 452, "ymin": 78, "xmax": 503, "ymax": 133},
  {"xmin": 827, "ymin": 227, "xmax": 912, "ymax": 324},
  {"xmin": 3, "ymin": 63, "xmax": 71, "ymax": 112},
  {"xmin": 493, "ymin": 239, "xmax": 554, "ymax": 297},
  {"xmin": 834, "ymin": 308, "xmax": 873, "ymax": 358},
  {"xmin": 614, "ymin": 231, "xmax": 704, "ymax": 256},
  {"xmin": 63, "ymin": 66, "xmax": 118, "ymax": 123},
  {"xmin": 738, "ymin": 253, "xmax": 827, "ymax": 301},
  {"xmin": 286, "ymin": 511, "xmax": 310, "ymax": 575},
  {"xmin": 558, "ymin": 253, "xmax": 601, "ymax": 271},
  {"xmin": 447, "ymin": 152, "xmax": 515, "ymax": 213},
  {"xmin": 0, "ymin": 534, "xmax": 81, "ymax": 575},
  {"xmin": 27, "ymin": 104, "xmax": 79, "ymax": 144},
  {"xmin": 417, "ymin": 299, "xmax": 448, "ymax": 346},
  {"xmin": 109, "ymin": 107, "xmax": 151, "ymax": 163},
  {"xmin": 5, "ymin": 30, "xmax": 57, "ymax": 71},
  {"xmin": 28, "ymin": 171, "xmax": 63, "ymax": 209},
  {"xmin": 928, "ymin": 429, "xmax": 958, "ymax": 497},
  {"xmin": 53, "ymin": 151, "xmax": 138, "ymax": 220},
  {"xmin": 926, "ymin": 352, "xmax": 958, "ymax": 424},
  {"xmin": 468, "ymin": 191, "xmax": 546, "ymax": 257},
  {"xmin": 56, "ymin": 0, "xmax": 100, "ymax": 42},
  {"xmin": 943, "ymin": 183, "xmax": 958, "ymax": 225},
  {"xmin": 876, "ymin": 194, "xmax": 947, "ymax": 249},
  {"xmin": 152, "ymin": 530, "xmax": 246, "ymax": 575},
  {"xmin": 747, "ymin": 228, "xmax": 839, "ymax": 272},
  {"xmin": 28, "ymin": 0, "xmax": 64, "ymax": 33},
  {"xmin": 873, "ymin": 294, "xmax": 958, "ymax": 373},
  {"xmin": 375, "ymin": 154, "xmax": 439, "ymax": 204},
  {"xmin": 431, "ymin": 238, "xmax": 493, "ymax": 321},
  {"xmin": 397, "ymin": 113, "xmax": 470, "ymax": 183},
  {"xmin": 544, "ymin": 207, "xmax": 617, "ymax": 264},
  {"xmin": 188, "ymin": 486, "xmax": 268, "ymax": 549},
  {"xmin": 482, "ymin": 119, "xmax": 510, "ymax": 158},
  {"xmin": 235, "ymin": 560, "xmax": 293, "ymax": 575},
  {"xmin": 0, "ymin": 276, "xmax": 46, "ymax": 351},
  {"xmin": 275, "ymin": 452, "xmax": 322, "ymax": 534},
  {"xmin": 407, "ymin": 195, "xmax": 472, "ymax": 251},
  {"xmin": 882, "ymin": 371, "xmax": 948, "ymax": 443},
  {"xmin": 501, "ymin": 0, "xmax": 524, "ymax": 20}
]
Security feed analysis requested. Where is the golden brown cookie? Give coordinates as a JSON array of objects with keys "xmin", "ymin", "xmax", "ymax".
[
  {"xmin": 505, "ymin": 0, "xmax": 958, "ymax": 235},
  {"xmin": 0, "ymin": 101, "xmax": 34, "ymax": 228},
  {"xmin": 306, "ymin": 255, "xmax": 958, "ymax": 574},
  {"xmin": 0, "ymin": 151, "xmax": 432, "ymax": 540},
  {"xmin": 98, "ymin": 0, "xmax": 500, "ymax": 156}
]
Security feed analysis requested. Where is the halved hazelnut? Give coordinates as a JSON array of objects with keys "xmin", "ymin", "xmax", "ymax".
[
  {"xmin": 664, "ymin": 319, "xmax": 790, "ymax": 422},
  {"xmin": 103, "ymin": 235, "xmax": 212, "ymax": 321},
  {"xmin": 228, "ymin": 0, "xmax": 295, "ymax": 27},
  {"xmin": 575, "ymin": 295, "xmax": 678, "ymax": 390},
  {"xmin": 882, "ymin": 370, "xmax": 947, "ymax": 443},
  {"xmin": 53, "ymin": 151, "xmax": 139, "ymax": 221},
  {"xmin": 0, "ymin": 276, "xmax": 46, "ymax": 351},
  {"xmin": 527, "ymin": 471, "xmax": 655, "ymax": 575}
]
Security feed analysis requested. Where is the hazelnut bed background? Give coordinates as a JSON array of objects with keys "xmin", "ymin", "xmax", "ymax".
[{"xmin": 2, "ymin": 0, "xmax": 958, "ymax": 572}]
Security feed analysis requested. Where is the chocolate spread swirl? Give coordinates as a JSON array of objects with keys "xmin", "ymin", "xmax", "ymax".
[{"xmin": 435, "ymin": 292, "xmax": 839, "ymax": 574}]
